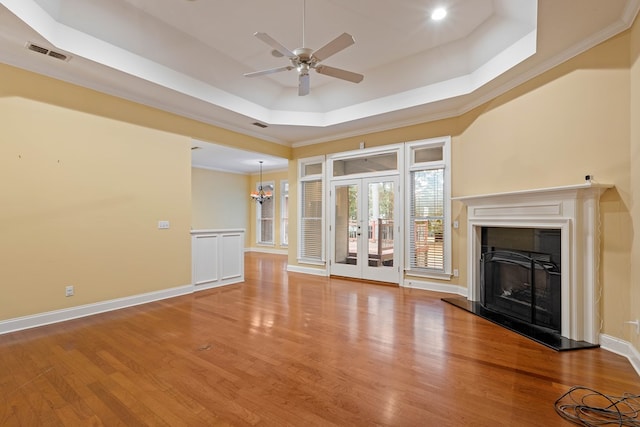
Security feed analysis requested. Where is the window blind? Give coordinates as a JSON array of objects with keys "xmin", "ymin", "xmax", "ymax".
[
  {"xmin": 300, "ymin": 180, "xmax": 323, "ymax": 260},
  {"xmin": 281, "ymin": 181, "xmax": 289, "ymax": 246},
  {"xmin": 409, "ymin": 168, "xmax": 445, "ymax": 270}
]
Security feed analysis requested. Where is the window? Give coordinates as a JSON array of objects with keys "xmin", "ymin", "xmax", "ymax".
[
  {"xmin": 410, "ymin": 170, "xmax": 444, "ymax": 268},
  {"xmin": 332, "ymin": 152, "xmax": 397, "ymax": 177},
  {"xmin": 257, "ymin": 182, "xmax": 275, "ymax": 245},
  {"xmin": 298, "ymin": 157, "xmax": 324, "ymax": 263},
  {"xmin": 405, "ymin": 137, "xmax": 451, "ymax": 277},
  {"xmin": 281, "ymin": 181, "xmax": 289, "ymax": 246}
]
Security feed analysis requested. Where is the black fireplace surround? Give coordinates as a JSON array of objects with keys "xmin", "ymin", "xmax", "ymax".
[{"xmin": 443, "ymin": 227, "xmax": 598, "ymax": 350}]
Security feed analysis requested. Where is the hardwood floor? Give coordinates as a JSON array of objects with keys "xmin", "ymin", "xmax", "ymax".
[{"xmin": 1, "ymin": 253, "xmax": 638, "ymax": 426}]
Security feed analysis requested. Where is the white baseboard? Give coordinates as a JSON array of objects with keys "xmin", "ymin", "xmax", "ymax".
[
  {"xmin": 193, "ymin": 277, "xmax": 244, "ymax": 292},
  {"xmin": 403, "ymin": 278, "xmax": 468, "ymax": 296},
  {"xmin": 599, "ymin": 334, "xmax": 640, "ymax": 377},
  {"xmin": 287, "ymin": 265, "xmax": 327, "ymax": 276},
  {"xmin": 246, "ymin": 247, "xmax": 288, "ymax": 255},
  {"xmin": 0, "ymin": 284, "xmax": 193, "ymax": 336}
]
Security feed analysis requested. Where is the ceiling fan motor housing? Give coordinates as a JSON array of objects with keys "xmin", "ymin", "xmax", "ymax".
[{"xmin": 294, "ymin": 47, "xmax": 313, "ymax": 61}]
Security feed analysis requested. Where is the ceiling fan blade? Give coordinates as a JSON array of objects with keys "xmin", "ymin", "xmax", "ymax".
[
  {"xmin": 315, "ymin": 65, "xmax": 364, "ymax": 83},
  {"xmin": 244, "ymin": 65, "xmax": 294, "ymax": 78},
  {"xmin": 311, "ymin": 32, "xmax": 355, "ymax": 62},
  {"xmin": 299, "ymin": 73, "xmax": 310, "ymax": 96},
  {"xmin": 253, "ymin": 32, "xmax": 297, "ymax": 58}
]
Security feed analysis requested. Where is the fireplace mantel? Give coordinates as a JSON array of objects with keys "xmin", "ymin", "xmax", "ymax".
[
  {"xmin": 454, "ymin": 182, "xmax": 612, "ymax": 344},
  {"xmin": 453, "ymin": 183, "xmax": 612, "ymax": 205}
]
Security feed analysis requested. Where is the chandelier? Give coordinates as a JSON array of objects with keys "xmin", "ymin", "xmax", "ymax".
[{"xmin": 250, "ymin": 161, "xmax": 272, "ymax": 204}]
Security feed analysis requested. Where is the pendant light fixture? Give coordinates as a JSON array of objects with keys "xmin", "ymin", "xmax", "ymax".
[{"xmin": 250, "ymin": 161, "xmax": 272, "ymax": 204}]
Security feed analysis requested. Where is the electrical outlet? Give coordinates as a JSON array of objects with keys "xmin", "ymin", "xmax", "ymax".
[
  {"xmin": 65, "ymin": 285, "xmax": 74, "ymax": 297},
  {"xmin": 453, "ymin": 269, "xmax": 459, "ymax": 277}
]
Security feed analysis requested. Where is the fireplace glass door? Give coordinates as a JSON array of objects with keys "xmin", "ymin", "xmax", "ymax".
[
  {"xmin": 481, "ymin": 251, "xmax": 561, "ymax": 332},
  {"xmin": 480, "ymin": 227, "xmax": 562, "ymax": 333}
]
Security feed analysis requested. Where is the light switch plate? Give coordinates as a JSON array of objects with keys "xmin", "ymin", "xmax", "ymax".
[{"xmin": 158, "ymin": 220, "xmax": 170, "ymax": 229}]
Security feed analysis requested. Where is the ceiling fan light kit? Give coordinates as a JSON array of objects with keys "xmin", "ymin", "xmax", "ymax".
[{"xmin": 243, "ymin": 1, "xmax": 363, "ymax": 96}]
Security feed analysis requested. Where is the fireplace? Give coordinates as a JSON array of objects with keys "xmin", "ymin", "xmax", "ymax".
[
  {"xmin": 480, "ymin": 227, "xmax": 561, "ymax": 333},
  {"xmin": 447, "ymin": 183, "xmax": 611, "ymax": 349}
]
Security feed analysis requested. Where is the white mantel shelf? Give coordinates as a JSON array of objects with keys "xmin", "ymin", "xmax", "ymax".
[
  {"xmin": 452, "ymin": 182, "xmax": 613, "ymax": 204},
  {"xmin": 455, "ymin": 182, "xmax": 613, "ymax": 345}
]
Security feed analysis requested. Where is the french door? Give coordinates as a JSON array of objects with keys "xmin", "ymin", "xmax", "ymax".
[{"xmin": 330, "ymin": 176, "xmax": 400, "ymax": 283}]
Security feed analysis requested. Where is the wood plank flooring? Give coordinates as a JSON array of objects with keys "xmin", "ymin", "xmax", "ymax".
[{"xmin": 1, "ymin": 252, "xmax": 638, "ymax": 426}]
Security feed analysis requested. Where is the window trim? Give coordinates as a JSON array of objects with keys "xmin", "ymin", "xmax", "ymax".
[
  {"xmin": 326, "ymin": 143, "xmax": 402, "ymax": 181},
  {"xmin": 404, "ymin": 136, "xmax": 452, "ymax": 279}
]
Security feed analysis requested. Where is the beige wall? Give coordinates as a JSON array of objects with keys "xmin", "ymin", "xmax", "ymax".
[
  {"xmin": 286, "ymin": 162, "xmax": 299, "ymax": 265},
  {"xmin": 0, "ymin": 62, "xmax": 284, "ymax": 322},
  {"xmin": 456, "ymin": 33, "xmax": 632, "ymax": 339},
  {"xmin": 0, "ymin": 97, "xmax": 192, "ymax": 320},
  {"xmin": 191, "ymin": 167, "xmax": 249, "ymax": 233},
  {"xmin": 291, "ymin": 29, "xmax": 636, "ymax": 342},
  {"xmin": 630, "ymin": 15, "xmax": 640, "ymax": 349},
  {"xmin": 248, "ymin": 169, "xmax": 289, "ymax": 251}
]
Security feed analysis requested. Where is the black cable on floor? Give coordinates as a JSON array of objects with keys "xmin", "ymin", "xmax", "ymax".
[{"xmin": 555, "ymin": 385, "xmax": 640, "ymax": 426}]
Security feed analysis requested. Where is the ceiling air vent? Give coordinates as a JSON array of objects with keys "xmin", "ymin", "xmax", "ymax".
[
  {"xmin": 47, "ymin": 50, "xmax": 68, "ymax": 61},
  {"xmin": 27, "ymin": 43, "xmax": 48, "ymax": 55},
  {"xmin": 252, "ymin": 122, "xmax": 268, "ymax": 128},
  {"xmin": 26, "ymin": 42, "xmax": 71, "ymax": 62}
]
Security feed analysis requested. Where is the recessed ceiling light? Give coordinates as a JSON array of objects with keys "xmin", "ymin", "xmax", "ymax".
[{"xmin": 431, "ymin": 7, "xmax": 447, "ymax": 21}]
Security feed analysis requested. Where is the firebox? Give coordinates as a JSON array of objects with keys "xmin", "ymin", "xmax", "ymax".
[{"xmin": 480, "ymin": 227, "xmax": 561, "ymax": 333}]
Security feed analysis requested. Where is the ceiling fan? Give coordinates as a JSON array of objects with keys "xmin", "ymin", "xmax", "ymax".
[{"xmin": 243, "ymin": 0, "xmax": 364, "ymax": 96}]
